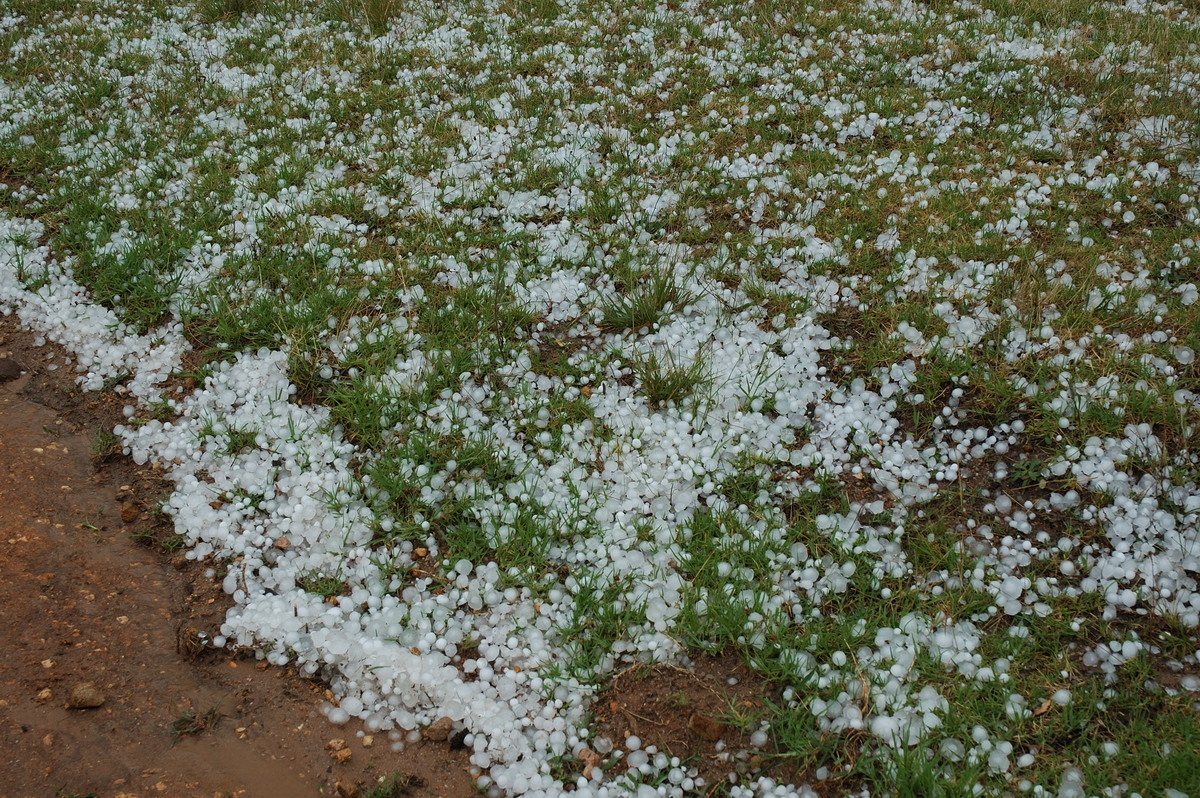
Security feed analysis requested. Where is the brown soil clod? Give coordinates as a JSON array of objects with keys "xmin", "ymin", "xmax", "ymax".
[
  {"xmin": 423, "ymin": 715, "xmax": 455, "ymax": 741},
  {"xmin": 334, "ymin": 779, "xmax": 361, "ymax": 798},
  {"xmin": 66, "ymin": 682, "xmax": 106, "ymax": 709},
  {"xmin": 0, "ymin": 358, "xmax": 22, "ymax": 383},
  {"xmin": 687, "ymin": 711, "xmax": 727, "ymax": 742},
  {"xmin": 119, "ymin": 500, "xmax": 141, "ymax": 524}
]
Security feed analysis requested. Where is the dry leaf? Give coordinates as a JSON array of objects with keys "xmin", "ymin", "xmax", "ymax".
[{"xmin": 579, "ymin": 747, "xmax": 601, "ymax": 779}]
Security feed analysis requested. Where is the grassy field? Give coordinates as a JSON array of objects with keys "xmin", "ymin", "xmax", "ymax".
[{"xmin": 2, "ymin": 0, "xmax": 1199, "ymax": 794}]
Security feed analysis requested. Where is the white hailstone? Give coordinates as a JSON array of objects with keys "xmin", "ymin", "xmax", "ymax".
[
  {"xmin": 939, "ymin": 739, "xmax": 965, "ymax": 762},
  {"xmin": 325, "ymin": 705, "xmax": 351, "ymax": 725},
  {"xmin": 987, "ymin": 744, "xmax": 1011, "ymax": 773},
  {"xmin": 1057, "ymin": 766, "xmax": 1086, "ymax": 798}
]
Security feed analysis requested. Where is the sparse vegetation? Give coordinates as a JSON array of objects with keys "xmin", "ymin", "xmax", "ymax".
[
  {"xmin": 363, "ymin": 771, "xmax": 424, "ymax": 798},
  {"xmin": 170, "ymin": 705, "xmax": 221, "ymax": 741},
  {"xmin": 89, "ymin": 429, "xmax": 122, "ymax": 467}
]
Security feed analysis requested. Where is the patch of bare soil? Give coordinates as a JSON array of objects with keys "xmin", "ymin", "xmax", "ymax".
[
  {"xmin": 591, "ymin": 655, "xmax": 800, "ymax": 794},
  {"xmin": 0, "ymin": 316, "xmax": 475, "ymax": 798}
]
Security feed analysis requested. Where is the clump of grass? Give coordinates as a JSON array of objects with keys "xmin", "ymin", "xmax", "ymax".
[
  {"xmin": 170, "ymin": 705, "xmax": 221, "ymax": 741},
  {"xmin": 129, "ymin": 529, "xmax": 157, "ymax": 547},
  {"xmin": 159, "ymin": 533, "xmax": 187, "ymax": 552},
  {"xmin": 327, "ymin": 0, "xmax": 404, "ymax": 34},
  {"xmin": 364, "ymin": 772, "xmax": 424, "ymax": 798},
  {"xmin": 196, "ymin": 0, "xmax": 262, "ymax": 21},
  {"xmin": 129, "ymin": 512, "xmax": 185, "ymax": 553},
  {"xmin": 89, "ymin": 428, "xmax": 122, "ymax": 466},
  {"xmin": 297, "ymin": 571, "xmax": 348, "ymax": 599},
  {"xmin": 599, "ymin": 269, "xmax": 695, "ymax": 332},
  {"xmin": 631, "ymin": 348, "xmax": 709, "ymax": 407},
  {"xmin": 221, "ymin": 426, "xmax": 258, "ymax": 455}
]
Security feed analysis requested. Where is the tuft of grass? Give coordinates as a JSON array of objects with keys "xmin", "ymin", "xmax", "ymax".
[
  {"xmin": 297, "ymin": 571, "xmax": 348, "ymax": 599},
  {"xmin": 195, "ymin": 0, "xmax": 262, "ymax": 21},
  {"xmin": 170, "ymin": 705, "xmax": 221, "ymax": 741},
  {"xmin": 598, "ymin": 269, "xmax": 695, "ymax": 332},
  {"xmin": 630, "ymin": 348, "xmax": 709, "ymax": 407},
  {"xmin": 159, "ymin": 533, "xmax": 187, "ymax": 552},
  {"xmin": 129, "ymin": 529, "xmax": 157, "ymax": 547},
  {"xmin": 325, "ymin": 0, "xmax": 405, "ymax": 34},
  {"xmin": 89, "ymin": 428, "xmax": 122, "ymax": 467},
  {"xmin": 221, "ymin": 426, "xmax": 258, "ymax": 456},
  {"xmin": 363, "ymin": 771, "xmax": 425, "ymax": 798}
]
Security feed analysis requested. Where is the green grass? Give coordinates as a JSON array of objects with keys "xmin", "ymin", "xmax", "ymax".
[
  {"xmin": 195, "ymin": 0, "xmax": 262, "ymax": 21},
  {"xmin": 297, "ymin": 571, "xmax": 348, "ymax": 599},
  {"xmin": 324, "ymin": 0, "xmax": 405, "ymax": 34},
  {"xmin": 362, "ymin": 771, "xmax": 424, "ymax": 798},
  {"xmin": 630, "ymin": 348, "xmax": 710, "ymax": 408},
  {"xmin": 598, "ymin": 268, "xmax": 696, "ymax": 332},
  {"xmin": 89, "ymin": 429, "xmax": 123, "ymax": 466}
]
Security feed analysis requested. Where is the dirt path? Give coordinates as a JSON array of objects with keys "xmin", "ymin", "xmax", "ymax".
[{"xmin": 0, "ymin": 317, "xmax": 475, "ymax": 798}]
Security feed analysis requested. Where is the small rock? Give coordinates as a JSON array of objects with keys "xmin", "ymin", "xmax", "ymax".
[
  {"xmin": 332, "ymin": 747, "xmax": 353, "ymax": 764},
  {"xmin": 67, "ymin": 682, "xmax": 105, "ymax": 709},
  {"xmin": 325, "ymin": 738, "xmax": 347, "ymax": 752},
  {"xmin": 334, "ymin": 780, "xmax": 359, "ymax": 798},
  {"xmin": 36, "ymin": 688, "xmax": 52, "ymax": 701},
  {"xmin": 422, "ymin": 716, "xmax": 454, "ymax": 741},
  {"xmin": 0, "ymin": 358, "xmax": 22, "ymax": 383},
  {"xmin": 361, "ymin": 734, "xmax": 374, "ymax": 748},
  {"xmin": 120, "ymin": 502, "xmax": 140, "ymax": 524}
]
